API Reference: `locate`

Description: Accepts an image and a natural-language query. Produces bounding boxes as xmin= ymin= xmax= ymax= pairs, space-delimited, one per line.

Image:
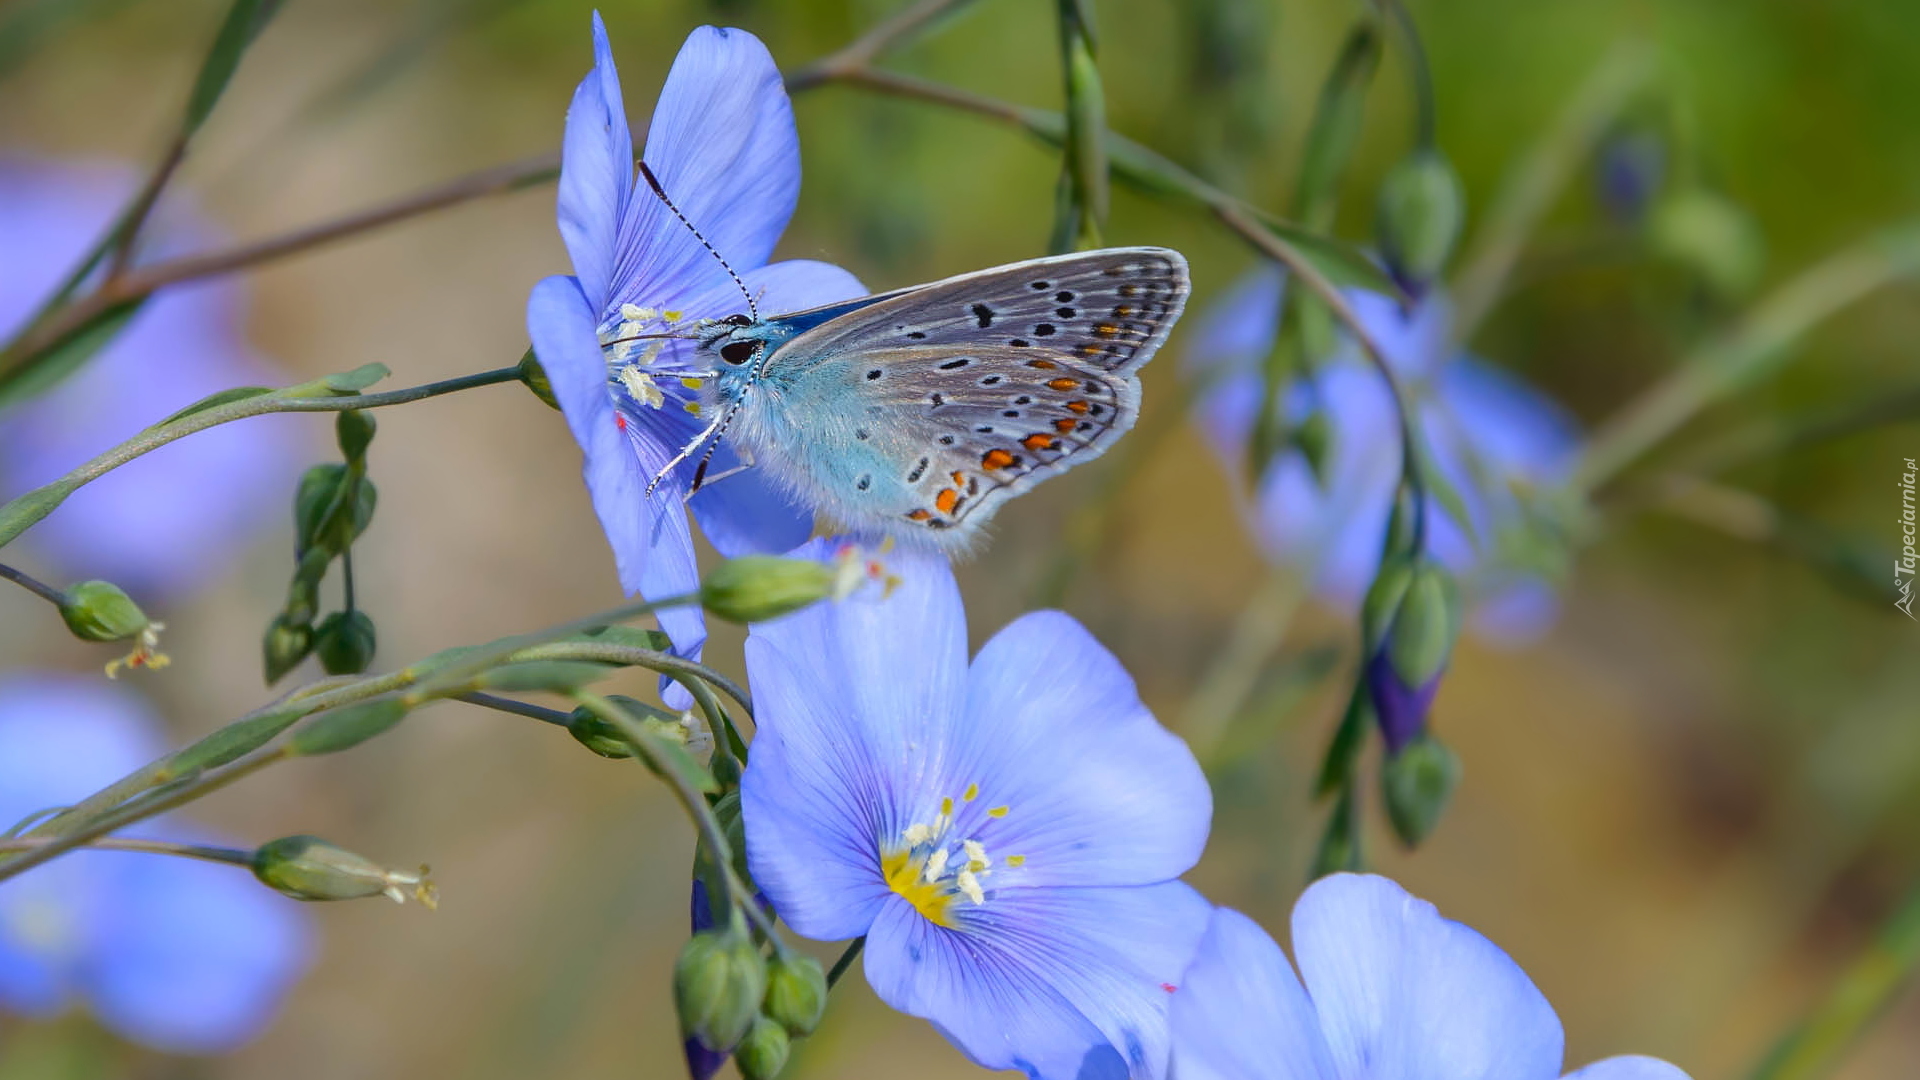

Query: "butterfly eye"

xmin=724 ymin=313 xmax=754 ymax=327
xmin=719 ymin=339 xmax=759 ymax=365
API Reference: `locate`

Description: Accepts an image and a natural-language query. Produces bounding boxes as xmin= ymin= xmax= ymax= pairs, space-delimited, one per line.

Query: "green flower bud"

xmin=1386 ymin=562 xmax=1460 ymax=690
xmin=1649 ymin=188 xmax=1765 ymax=299
xmin=700 ymin=556 xmax=835 ymax=624
xmin=1360 ymin=555 xmax=1415 ymax=653
xmin=517 ymin=348 xmax=561 ymax=411
xmin=762 ymin=953 xmax=827 ymax=1037
xmin=314 ymin=610 xmax=377 ymax=675
xmin=59 ymin=580 xmax=149 ymax=643
xmin=293 ymin=463 xmax=376 ymax=557
xmin=1376 ymin=149 xmax=1465 ymax=297
xmin=252 ymin=835 xmax=436 ymax=906
xmin=735 ymin=1016 xmax=791 ymax=1080
xmin=263 ymin=614 xmax=313 ymax=684
xmin=675 ymin=926 xmax=768 ymax=1053
xmin=335 ymin=409 xmax=376 ymax=464
xmin=1381 ymin=734 xmax=1462 ymax=847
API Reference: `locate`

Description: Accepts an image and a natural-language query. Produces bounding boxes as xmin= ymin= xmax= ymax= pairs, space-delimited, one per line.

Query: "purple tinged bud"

xmin=1365 ymin=648 xmax=1442 ymax=755
xmin=1596 ymin=130 xmax=1665 ymax=223
xmin=1362 ymin=560 xmax=1460 ymax=753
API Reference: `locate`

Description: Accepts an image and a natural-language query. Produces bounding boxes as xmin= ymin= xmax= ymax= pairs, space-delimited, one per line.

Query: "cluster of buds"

xmin=679 ymin=882 xmax=826 ymax=1080
xmin=265 ymin=411 xmax=380 ymax=683
xmin=1360 ymin=537 xmax=1463 ymax=847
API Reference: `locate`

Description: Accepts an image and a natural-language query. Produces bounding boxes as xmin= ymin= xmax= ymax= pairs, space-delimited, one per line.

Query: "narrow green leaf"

xmin=0 ymin=298 xmax=143 ymax=410
xmin=320 ymin=362 xmax=391 ymax=394
xmin=183 ymin=0 xmax=288 ymax=134
xmin=478 ymin=661 xmax=617 ymax=694
xmin=0 ymin=480 xmax=78 ymax=550
xmin=289 ymin=698 xmax=409 ymax=756
xmin=151 ymin=386 xmax=273 ymax=429
xmin=168 ymin=705 xmax=308 ymax=773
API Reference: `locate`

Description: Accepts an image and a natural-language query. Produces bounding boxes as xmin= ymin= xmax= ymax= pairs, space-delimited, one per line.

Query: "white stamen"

xmin=963 ymin=839 xmax=989 ymax=871
xmin=618 ymin=366 xmax=664 ymax=409
xmin=620 ymin=303 xmax=658 ymax=323
xmin=957 ymin=869 xmax=985 ymax=905
xmin=923 ymin=847 xmax=950 ymax=883
xmin=903 ymin=823 xmax=934 ymax=846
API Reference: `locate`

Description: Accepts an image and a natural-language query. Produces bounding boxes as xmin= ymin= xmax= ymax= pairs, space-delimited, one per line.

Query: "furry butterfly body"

xmin=675 ymin=247 xmax=1190 ymax=549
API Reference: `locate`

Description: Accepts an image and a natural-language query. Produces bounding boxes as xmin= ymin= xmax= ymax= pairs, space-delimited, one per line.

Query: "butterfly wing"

xmin=728 ymin=247 xmax=1189 ymax=546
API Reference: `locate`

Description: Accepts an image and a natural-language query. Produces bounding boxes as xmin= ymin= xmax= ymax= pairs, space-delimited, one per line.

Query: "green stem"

xmin=784 ymin=0 xmax=984 ymax=91
xmin=0 ymin=365 xmax=520 ymax=551
xmin=1749 ymin=877 xmax=1920 ymax=1080
xmin=827 ymin=937 xmax=867 ymax=990
xmin=454 ymin=692 xmax=574 ymax=727
xmin=1449 ymin=41 xmax=1656 ymax=343
xmin=0 ymin=834 xmax=253 ymax=868
xmin=1379 ymin=0 xmax=1436 ymax=148
xmin=0 ymin=562 xmax=65 ymax=608
xmin=1573 ymin=221 xmax=1920 ymax=494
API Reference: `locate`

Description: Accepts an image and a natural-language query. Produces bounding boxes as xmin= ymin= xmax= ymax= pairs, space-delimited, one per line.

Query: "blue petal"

xmin=1434 ymin=357 xmax=1579 ymax=483
xmin=1290 ymin=873 xmax=1564 ymax=1080
xmin=555 ymin=12 xmax=634 ymax=311
xmin=741 ymin=543 xmax=968 ymax=940
xmin=863 ymin=882 xmax=1210 ymax=1079
xmin=1563 ymin=1056 xmax=1694 ymax=1080
xmin=949 ymin=611 xmax=1209 ymax=888
xmin=1181 ymin=265 xmax=1286 ymax=383
xmin=1168 ymin=907 xmax=1335 ymax=1080
xmin=609 ymin=25 xmax=800 ymax=311
xmin=1468 ymin=575 xmax=1562 ymax=646
xmin=83 ymin=847 xmax=312 ymax=1053
xmin=1342 ymin=291 xmax=1450 ymax=380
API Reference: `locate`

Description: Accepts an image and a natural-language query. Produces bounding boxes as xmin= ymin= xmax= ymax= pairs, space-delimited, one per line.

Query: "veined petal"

xmin=1291 ymin=873 xmax=1564 ymax=1080
xmin=1563 ymin=1056 xmax=1693 ymax=1080
xmin=1169 ymin=908 xmax=1335 ymax=1080
xmin=864 ymin=882 xmax=1210 ymax=1079
xmin=528 ymin=276 xmax=702 ymax=638
xmin=83 ymin=845 xmax=312 ymax=1053
xmin=947 ymin=611 xmax=1209 ymax=889
xmin=557 ymin=12 xmax=635 ymax=312
xmin=611 ymin=25 xmax=799 ymax=309
xmin=742 ymin=543 xmax=969 ymax=940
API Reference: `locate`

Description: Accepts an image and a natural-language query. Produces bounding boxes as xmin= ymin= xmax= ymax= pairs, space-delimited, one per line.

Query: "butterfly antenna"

xmin=687 ymin=400 xmax=747 ymax=494
xmin=639 ymin=160 xmax=757 ymax=320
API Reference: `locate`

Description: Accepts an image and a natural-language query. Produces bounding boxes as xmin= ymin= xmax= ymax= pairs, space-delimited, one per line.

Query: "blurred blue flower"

xmin=1170 ymin=874 xmax=1692 ymax=1080
xmin=741 ymin=541 xmax=1212 ymax=1079
xmin=527 ymin=15 xmax=865 ymax=671
xmin=0 ymin=156 xmax=304 ymax=601
xmin=1184 ymin=267 xmax=1578 ymax=644
xmin=0 ymin=674 xmax=312 ymax=1054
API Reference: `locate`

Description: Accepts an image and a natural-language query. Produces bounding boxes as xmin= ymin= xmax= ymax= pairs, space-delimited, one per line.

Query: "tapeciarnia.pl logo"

xmin=1899 ymin=457 xmax=1917 ymax=620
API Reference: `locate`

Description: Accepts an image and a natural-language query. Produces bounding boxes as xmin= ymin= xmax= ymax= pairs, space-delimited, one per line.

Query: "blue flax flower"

xmin=1171 ymin=873 xmax=1692 ymax=1080
xmin=0 ymin=156 xmax=303 ymax=600
xmin=0 ymin=674 xmax=312 ymax=1053
xmin=741 ymin=541 xmax=1213 ymax=1079
xmin=1184 ymin=267 xmax=1577 ymax=644
xmin=527 ymin=16 xmax=865 ymax=667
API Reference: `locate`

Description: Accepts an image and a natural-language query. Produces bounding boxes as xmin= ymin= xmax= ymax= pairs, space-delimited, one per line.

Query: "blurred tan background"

xmin=1 ymin=0 xmax=1917 ymax=1077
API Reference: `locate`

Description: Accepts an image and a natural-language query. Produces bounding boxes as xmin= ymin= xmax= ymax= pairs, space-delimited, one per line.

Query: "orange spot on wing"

xmin=1021 ymin=433 xmax=1054 ymax=452
xmin=1027 ymin=359 xmax=1058 ymax=370
xmin=1066 ymin=400 xmax=1090 ymax=414
xmin=1078 ymin=342 xmax=1104 ymax=357
xmin=906 ymin=509 xmax=932 ymax=521
xmin=1047 ymin=378 xmax=1078 ymax=392
xmin=1093 ymin=323 xmax=1120 ymax=338
xmin=1054 ymin=418 xmax=1079 ymax=432
xmin=981 ymin=448 xmax=1015 ymax=470
xmin=951 ymin=471 xmax=967 ymax=487
xmin=935 ymin=489 xmax=959 ymax=514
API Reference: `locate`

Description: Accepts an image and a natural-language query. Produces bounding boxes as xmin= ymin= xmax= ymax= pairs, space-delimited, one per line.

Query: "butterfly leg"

xmin=645 ymin=414 xmax=725 ymax=496
xmin=682 ymin=448 xmax=756 ymax=501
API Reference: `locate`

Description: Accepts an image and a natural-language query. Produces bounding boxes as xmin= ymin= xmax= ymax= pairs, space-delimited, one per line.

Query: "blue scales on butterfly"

xmin=641 ymin=247 xmax=1191 ymax=550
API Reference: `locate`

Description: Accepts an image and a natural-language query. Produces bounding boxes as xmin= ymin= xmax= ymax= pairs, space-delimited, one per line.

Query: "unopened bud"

xmin=735 ymin=1016 xmax=791 ymax=1080
xmin=1595 ymin=129 xmax=1664 ymax=223
xmin=59 ymin=580 xmax=167 ymax=680
xmin=1362 ymin=560 xmax=1459 ymax=753
xmin=517 ymin=348 xmax=561 ymax=411
xmin=1381 ymin=734 xmax=1461 ymax=846
xmin=315 ymin=610 xmax=377 ymax=675
xmin=335 ymin=410 xmax=376 ymax=464
xmin=1376 ymin=149 xmax=1465 ymax=297
xmin=675 ymin=925 xmax=768 ymax=1053
xmin=762 ymin=953 xmax=827 ymax=1037
xmin=293 ymin=463 xmax=375 ymax=556
xmin=263 ymin=614 xmax=313 ymax=685
xmin=1649 ymin=188 xmax=1764 ymax=299
xmin=701 ymin=556 xmax=835 ymax=624
xmin=252 ymin=835 xmax=437 ymax=907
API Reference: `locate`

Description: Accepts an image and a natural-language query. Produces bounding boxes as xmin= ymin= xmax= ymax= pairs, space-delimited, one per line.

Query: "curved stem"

xmin=0 ymin=834 xmax=253 ymax=868
xmin=0 ymin=365 xmax=520 ymax=550
xmin=0 ymin=562 xmax=64 ymax=608
xmin=1379 ymin=0 xmax=1436 ymax=148
xmin=785 ymin=0 xmax=982 ymax=91
xmin=826 ymin=937 xmax=867 ymax=990
xmin=454 ymin=691 xmax=574 ymax=727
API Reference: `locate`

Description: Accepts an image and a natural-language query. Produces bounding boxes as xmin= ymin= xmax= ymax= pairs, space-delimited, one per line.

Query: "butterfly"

xmin=632 ymin=169 xmax=1190 ymax=549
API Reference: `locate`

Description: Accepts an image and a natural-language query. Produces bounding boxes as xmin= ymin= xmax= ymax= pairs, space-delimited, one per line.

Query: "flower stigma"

xmin=880 ymin=787 xmax=1018 ymax=926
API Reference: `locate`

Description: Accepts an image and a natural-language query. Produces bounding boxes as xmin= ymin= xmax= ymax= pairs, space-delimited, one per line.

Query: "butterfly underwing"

xmin=685 ymin=247 xmax=1190 ymax=550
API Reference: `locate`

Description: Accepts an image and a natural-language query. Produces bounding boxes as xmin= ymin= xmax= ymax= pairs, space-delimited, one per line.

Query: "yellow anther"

xmin=986 ymin=806 xmax=1009 ymax=819
xmin=680 ymin=376 xmax=705 ymax=389
xmin=963 ymin=783 xmax=979 ymax=802
xmin=1005 ymin=855 xmax=1027 ymax=868
xmin=940 ymin=796 xmax=954 ymax=818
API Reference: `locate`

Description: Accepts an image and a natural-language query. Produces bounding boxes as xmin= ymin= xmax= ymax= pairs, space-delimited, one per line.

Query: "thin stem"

xmin=104 ymin=133 xmax=190 ymax=280
xmin=785 ymin=0 xmax=982 ymax=91
xmin=1749 ymin=876 xmax=1920 ymax=1080
xmin=1 ymin=156 xmax=559 ymax=374
xmin=341 ymin=544 xmax=357 ymax=613
xmin=0 ymin=834 xmax=253 ymax=868
xmin=0 ymin=562 xmax=65 ymax=607
xmin=454 ymin=692 xmax=574 ymax=727
xmin=512 ymin=640 xmax=753 ymax=720
xmin=1379 ymin=0 xmax=1436 ymax=148
xmin=0 ymin=365 xmax=521 ymax=550
xmin=0 ymin=750 xmax=288 ymax=883
xmin=827 ymin=937 xmax=867 ymax=990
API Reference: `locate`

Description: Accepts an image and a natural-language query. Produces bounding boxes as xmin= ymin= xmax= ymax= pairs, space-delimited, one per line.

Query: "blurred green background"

xmin=1 ymin=0 xmax=1917 ymax=1076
